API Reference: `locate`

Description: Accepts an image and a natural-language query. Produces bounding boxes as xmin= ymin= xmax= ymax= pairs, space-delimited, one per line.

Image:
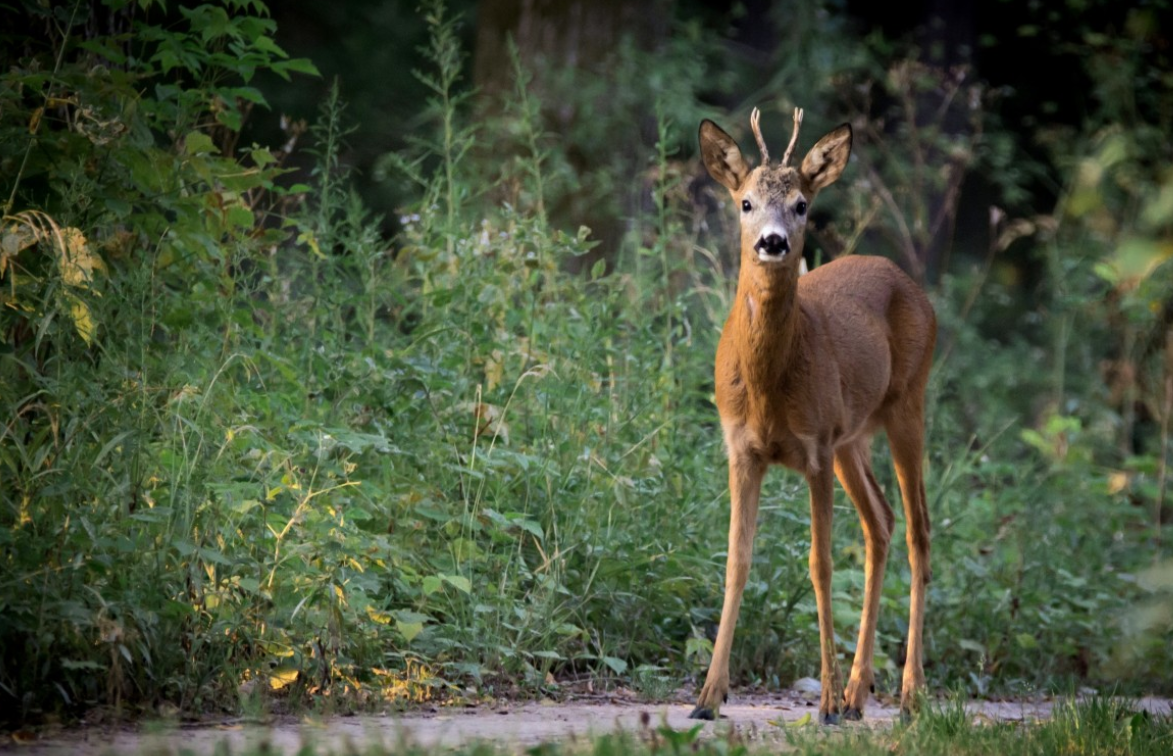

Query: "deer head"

xmin=699 ymin=108 xmax=852 ymax=274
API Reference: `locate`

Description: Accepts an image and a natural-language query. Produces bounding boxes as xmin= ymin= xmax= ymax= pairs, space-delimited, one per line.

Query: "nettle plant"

xmin=1 ymin=0 xmax=323 ymax=721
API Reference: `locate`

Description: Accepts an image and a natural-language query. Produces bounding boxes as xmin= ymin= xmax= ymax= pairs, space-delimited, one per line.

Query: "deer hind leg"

xmin=833 ymin=438 xmax=895 ymax=721
xmin=886 ymin=406 xmax=931 ymax=717
xmin=689 ymin=446 xmax=766 ymax=720
xmin=806 ymin=458 xmax=843 ymax=724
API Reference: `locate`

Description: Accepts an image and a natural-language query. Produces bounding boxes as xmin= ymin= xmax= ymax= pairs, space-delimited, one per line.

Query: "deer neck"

xmin=734 ymin=263 xmax=803 ymax=384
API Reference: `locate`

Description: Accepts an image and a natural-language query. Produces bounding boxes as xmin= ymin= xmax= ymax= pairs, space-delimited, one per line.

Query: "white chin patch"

xmin=754 ymin=252 xmax=808 ymax=274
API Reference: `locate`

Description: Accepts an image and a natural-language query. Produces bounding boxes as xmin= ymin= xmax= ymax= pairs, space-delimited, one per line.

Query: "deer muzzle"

xmin=754 ymin=233 xmax=790 ymax=261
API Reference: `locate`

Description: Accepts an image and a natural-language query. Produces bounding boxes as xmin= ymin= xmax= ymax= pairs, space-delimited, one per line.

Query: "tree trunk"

xmin=473 ymin=0 xmax=671 ymax=271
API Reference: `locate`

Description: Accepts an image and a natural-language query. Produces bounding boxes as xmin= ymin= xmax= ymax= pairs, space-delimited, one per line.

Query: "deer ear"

xmin=699 ymin=120 xmax=751 ymax=193
xmin=800 ymin=124 xmax=852 ymax=193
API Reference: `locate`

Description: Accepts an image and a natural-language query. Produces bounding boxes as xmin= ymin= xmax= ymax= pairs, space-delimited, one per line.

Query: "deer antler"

xmin=750 ymin=107 xmax=769 ymax=165
xmin=781 ymin=107 xmax=804 ymax=167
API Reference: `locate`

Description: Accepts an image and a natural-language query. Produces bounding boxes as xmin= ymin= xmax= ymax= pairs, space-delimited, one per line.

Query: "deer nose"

xmin=754 ymin=233 xmax=789 ymax=257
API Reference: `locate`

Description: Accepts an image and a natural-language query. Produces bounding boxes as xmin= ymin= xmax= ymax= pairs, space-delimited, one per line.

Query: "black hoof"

xmin=820 ymin=711 xmax=841 ymax=726
xmin=900 ymin=708 xmax=915 ymax=724
xmin=688 ymin=706 xmax=715 ymax=721
xmin=843 ymin=707 xmax=863 ymax=721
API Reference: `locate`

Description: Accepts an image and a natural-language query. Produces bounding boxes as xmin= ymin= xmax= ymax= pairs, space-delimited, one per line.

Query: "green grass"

xmin=780 ymin=698 xmax=1173 ymax=756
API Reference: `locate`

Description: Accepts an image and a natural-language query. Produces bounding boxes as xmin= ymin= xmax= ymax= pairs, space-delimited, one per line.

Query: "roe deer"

xmin=688 ymin=108 xmax=936 ymax=723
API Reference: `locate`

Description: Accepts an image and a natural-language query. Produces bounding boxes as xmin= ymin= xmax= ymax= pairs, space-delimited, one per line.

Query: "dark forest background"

xmin=2 ymin=0 xmax=1172 ymax=727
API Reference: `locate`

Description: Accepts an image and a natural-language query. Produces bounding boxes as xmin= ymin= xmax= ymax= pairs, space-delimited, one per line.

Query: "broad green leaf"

xmin=249 ymin=147 xmax=276 ymax=167
xmin=183 ymin=132 xmax=217 ymax=156
xmin=1107 ymin=238 xmax=1172 ymax=284
xmin=441 ymin=574 xmax=471 ymax=593
xmin=197 ymin=546 xmax=233 ymax=566
xmin=272 ymin=58 xmax=321 ymax=79
xmin=231 ymin=499 xmax=261 ymax=515
xmin=226 ymin=205 xmax=254 ymax=230
xmin=397 ymin=620 xmax=424 ymax=643
xmin=958 ymin=639 xmax=986 ymax=654
xmin=685 ymin=636 xmax=713 ymax=660
xmin=215 ymin=108 xmax=242 ymax=131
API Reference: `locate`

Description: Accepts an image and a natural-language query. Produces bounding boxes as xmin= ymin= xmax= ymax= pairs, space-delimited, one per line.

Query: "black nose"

xmin=754 ymin=234 xmax=789 ymax=256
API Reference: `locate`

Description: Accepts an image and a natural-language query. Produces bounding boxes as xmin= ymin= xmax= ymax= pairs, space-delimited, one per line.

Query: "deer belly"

xmin=766 ymin=435 xmax=816 ymax=470
xmin=724 ymin=420 xmax=818 ymax=473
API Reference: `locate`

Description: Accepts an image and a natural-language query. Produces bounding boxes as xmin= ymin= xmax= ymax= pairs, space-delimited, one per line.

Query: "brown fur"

xmin=691 ymin=116 xmax=937 ymax=723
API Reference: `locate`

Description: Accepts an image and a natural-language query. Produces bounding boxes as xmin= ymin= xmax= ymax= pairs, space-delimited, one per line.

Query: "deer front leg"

xmin=808 ymin=460 xmax=843 ymax=724
xmin=689 ymin=447 xmax=765 ymax=720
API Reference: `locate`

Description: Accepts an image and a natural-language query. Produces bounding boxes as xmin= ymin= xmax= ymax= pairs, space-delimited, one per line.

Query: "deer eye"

xmin=796 ymin=200 xmax=808 ymax=216
xmin=741 ymin=199 xmax=752 ymax=213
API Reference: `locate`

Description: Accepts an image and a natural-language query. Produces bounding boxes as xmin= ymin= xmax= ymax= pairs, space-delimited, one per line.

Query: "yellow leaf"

xmin=269 ymin=665 xmax=299 ymax=690
xmin=366 ymin=606 xmax=392 ymax=625
xmin=484 ymin=349 xmax=504 ymax=392
xmin=68 ymin=296 xmax=95 ymax=344
xmin=2 ymin=217 xmax=42 ymax=282
xmin=769 ymin=712 xmax=812 ymax=728
xmin=59 ymin=227 xmax=103 ymax=287
xmin=298 ymin=230 xmax=325 ymax=259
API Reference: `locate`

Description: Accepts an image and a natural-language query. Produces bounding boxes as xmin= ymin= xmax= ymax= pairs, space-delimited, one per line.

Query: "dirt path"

xmin=9 ymin=690 xmax=1172 ymax=755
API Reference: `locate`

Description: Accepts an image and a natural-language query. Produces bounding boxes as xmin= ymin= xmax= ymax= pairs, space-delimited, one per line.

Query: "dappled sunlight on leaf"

xmin=269 ymin=665 xmax=299 ymax=691
xmin=2 ymin=210 xmax=104 ymax=343
xmin=372 ymin=660 xmax=439 ymax=704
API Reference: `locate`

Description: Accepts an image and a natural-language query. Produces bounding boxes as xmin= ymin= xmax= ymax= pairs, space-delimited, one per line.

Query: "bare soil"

xmin=7 ymin=689 xmax=1171 ymax=755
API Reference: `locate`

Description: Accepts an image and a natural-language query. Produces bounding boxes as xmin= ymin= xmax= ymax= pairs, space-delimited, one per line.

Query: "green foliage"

xmin=1 ymin=0 xmax=323 ymax=723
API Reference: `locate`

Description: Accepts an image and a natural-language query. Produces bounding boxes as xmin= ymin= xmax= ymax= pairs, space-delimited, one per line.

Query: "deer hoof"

xmin=843 ymin=706 xmax=863 ymax=721
xmin=820 ymin=711 xmax=841 ymax=726
xmin=688 ymin=705 xmax=716 ymax=721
